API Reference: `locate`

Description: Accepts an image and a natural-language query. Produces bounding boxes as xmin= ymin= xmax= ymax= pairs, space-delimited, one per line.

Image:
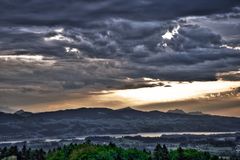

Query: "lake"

xmin=0 ymin=131 xmax=238 ymax=144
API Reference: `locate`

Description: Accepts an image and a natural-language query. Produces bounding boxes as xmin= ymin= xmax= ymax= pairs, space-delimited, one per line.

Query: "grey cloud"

xmin=1 ymin=13 xmax=240 ymax=84
xmin=0 ymin=106 xmax=15 ymax=113
xmin=0 ymin=0 xmax=240 ymax=110
xmin=171 ymin=26 xmax=222 ymax=50
xmin=0 ymin=0 xmax=239 ymax=27
xmin=117 ymin=78 xmax=165 ymax=89
xmin=217 ymin=71 xmax=240 ymax=81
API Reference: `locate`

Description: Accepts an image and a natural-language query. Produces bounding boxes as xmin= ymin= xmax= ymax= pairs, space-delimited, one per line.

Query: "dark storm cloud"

xmin=0 ymin=0 xmax=239 ymax=26
xmin=1 ymin=6 xmax=240 ymax=83
xmin=0 ymin=0 xmax=240 ymax=111
xmin=117 ymin=78 xmax=165 ymax=89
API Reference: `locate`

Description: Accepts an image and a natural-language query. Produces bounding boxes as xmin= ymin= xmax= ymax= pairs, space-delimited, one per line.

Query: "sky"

xmin=0 ymin=0 xmax=240 ymax=117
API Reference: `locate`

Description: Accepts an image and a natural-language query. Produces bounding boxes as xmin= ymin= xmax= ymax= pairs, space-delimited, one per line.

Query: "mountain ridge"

xmin=0 ymin=107 xmax=240 ymax=140
xmin=3 ymin=107 xmax=229 ymax=118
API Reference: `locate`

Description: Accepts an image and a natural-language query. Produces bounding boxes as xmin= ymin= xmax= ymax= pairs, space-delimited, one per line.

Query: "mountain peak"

xmin=15 ymin=109 xmax=25 ymax=114
xmin=14 ymin=109 xmax=33 ymax=117
xmin=167 ymin=109 xmax=186 ymax=114
xmin=117 ymin=107 xmax=136 ymax=111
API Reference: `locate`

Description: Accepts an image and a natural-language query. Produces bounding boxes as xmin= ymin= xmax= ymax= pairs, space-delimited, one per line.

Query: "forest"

xmin=0 ymin=141 xmax=234 ymax=160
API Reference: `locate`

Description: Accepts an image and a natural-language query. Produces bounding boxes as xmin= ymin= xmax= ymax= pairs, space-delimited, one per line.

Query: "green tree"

xmin=177 ymin=147 xmax=184 ymax=160
xmin=210 ymin=155 xmax=219 ymax=160
xmin=1 ymin=147 xmax=8 ymax=159
xmin=37 ymin=149 xmax=45 ymax=160
xmin=22 ymin=145 xmax=27 ymax=160
xmin=162 ymin=145 xmax=169 ymax=160
xmin=109 ymin=142 xmax=116 ymax=148
xmin=153 ymin=144 xmax=163 ymax=160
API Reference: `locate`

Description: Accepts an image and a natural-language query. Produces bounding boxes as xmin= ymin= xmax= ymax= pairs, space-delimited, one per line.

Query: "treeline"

xmin=0 ymin=145 xmax=45 ymax=160
xmin=0 ymin=142 xmax=238 ymax=160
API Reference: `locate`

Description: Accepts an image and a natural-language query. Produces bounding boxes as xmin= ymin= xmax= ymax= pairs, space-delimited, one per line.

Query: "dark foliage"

xmin=0 ymin=143 xmax=227 ymax=160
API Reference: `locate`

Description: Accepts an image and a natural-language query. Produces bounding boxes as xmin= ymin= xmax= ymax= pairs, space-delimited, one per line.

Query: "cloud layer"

xmin=0 ymin=0 xmax=240 ymax=114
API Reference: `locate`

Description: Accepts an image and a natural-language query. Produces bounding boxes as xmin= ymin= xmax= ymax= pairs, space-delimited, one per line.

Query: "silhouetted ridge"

xmin=14 ymin=109 xmax=33 ymax=117
xmin=167 ymin=109 xmax=186 ymax=114
xmin=0 ymin=107 xmax=239 ymax=139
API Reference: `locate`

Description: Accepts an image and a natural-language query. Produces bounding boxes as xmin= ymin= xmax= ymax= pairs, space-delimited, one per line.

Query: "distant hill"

xmin=14 ymin=110 xmax=33 ymax=117
xmin=167 ymin=109 xmax=186 ymax=114
xmin=167 ymin=109 xmax=205 ymax=116
xmin=0 ymin=107 xmax=240 ymax=139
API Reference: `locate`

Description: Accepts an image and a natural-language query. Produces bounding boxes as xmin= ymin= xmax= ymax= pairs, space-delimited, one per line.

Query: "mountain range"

xmin=0 ymin=107 xmax=240 ymax=140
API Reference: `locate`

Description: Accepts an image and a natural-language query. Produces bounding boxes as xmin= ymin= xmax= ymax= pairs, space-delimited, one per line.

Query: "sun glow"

xmin=112 ymin=81 xmax=240 ymax=103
